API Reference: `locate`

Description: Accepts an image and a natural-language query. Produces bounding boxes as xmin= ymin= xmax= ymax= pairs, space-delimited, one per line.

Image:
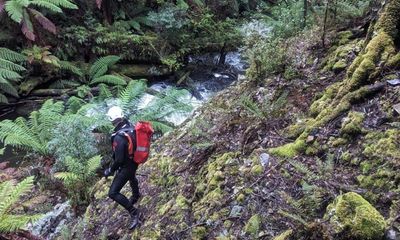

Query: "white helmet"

xmin=106 ymin=106 xmax=124 ymax=121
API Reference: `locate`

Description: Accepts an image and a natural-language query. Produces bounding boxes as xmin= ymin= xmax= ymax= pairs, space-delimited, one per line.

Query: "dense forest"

xmin=0 ymin=0 xmax=399 ymax=239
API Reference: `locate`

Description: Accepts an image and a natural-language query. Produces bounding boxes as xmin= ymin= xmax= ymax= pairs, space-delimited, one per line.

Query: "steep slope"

xmin=62 ymin=1 xmax=400 ymax=239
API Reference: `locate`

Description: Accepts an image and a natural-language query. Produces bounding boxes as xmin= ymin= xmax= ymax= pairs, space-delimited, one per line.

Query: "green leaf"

xmin=89 ymin=55 xmax=120 ymax=79
xmin=90 ymin=75 xmax=126 ymax=86
xmin=5 ymin=0 xmax=24 ymax=23
xmin=31 ymin=0 xmax=62 ymax=13
xmin=0 ymin=59 xmax=26 ymax=72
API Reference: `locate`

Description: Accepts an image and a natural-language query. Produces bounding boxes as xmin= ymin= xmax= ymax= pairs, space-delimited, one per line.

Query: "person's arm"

xmin=110 ymin=134 xmax=127 ymax=172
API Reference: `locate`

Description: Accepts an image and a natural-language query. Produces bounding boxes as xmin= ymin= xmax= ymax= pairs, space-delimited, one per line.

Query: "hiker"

xmin=104 ymin=106 xmax=140 ymax=230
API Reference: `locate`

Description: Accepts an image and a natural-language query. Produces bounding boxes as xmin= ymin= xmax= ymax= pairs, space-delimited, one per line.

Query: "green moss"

xmin=360 ymin=161 xmax=372 ymax=174
xmin=192 ymin=226 xmax=207 ymax=240
xmin=340 ymin=151 xmax=351 ymax=163
xmin=388 ymin=53 xmax=400 ymax=68
xmin=337 ymin=31 xmax=353 ymax=45
xmin=341 ymin=111 xmax=365 ymax=136
xmin=375 ymin=0 xmax=400 ymax=37
xmin=251 ymin=165 xmax=263 ymax=175
xmin=175 ymin=194 xmax=189 ymax=209
xmin=325 ymin=192 xmax=386 ymax=239
xmin=332 ymin=59 xmax=347 ymax=73
xmin=244 ymin=214 xmax=261 ymax=237
xmin=269 ymin=139 xmax=306 ymax=158
xmin=273 ymin=229 xmax=293 ymax=240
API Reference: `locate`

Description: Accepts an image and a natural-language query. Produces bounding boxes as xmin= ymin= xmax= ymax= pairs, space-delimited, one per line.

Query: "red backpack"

xmin=121 ymin=121 xmax=154 ymax=164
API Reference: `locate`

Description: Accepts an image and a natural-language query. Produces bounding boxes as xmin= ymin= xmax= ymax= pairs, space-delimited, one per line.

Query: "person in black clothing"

xmin=104 ymin=106 xmax=140 ymax=230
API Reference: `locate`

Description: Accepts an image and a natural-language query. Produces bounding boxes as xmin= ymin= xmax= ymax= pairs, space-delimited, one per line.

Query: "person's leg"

xmin=129 ymin=176 xmax=140 ymax=204
xmin=108 ymin=170 xmax=135 ymax=212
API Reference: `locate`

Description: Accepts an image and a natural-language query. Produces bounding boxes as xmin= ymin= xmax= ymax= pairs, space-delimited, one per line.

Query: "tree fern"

xmin=0 ymin=176 xmax=43 ymax=233
xmin=0 ymin=99 xmax=64 ymax=156
xmin=30 ymin=0 xmax=62 ymax=12
xmin=4 ymin=0 xmax=25 ymax=23
xmin=0 ymin=48 xmax=27 ymax=62
xmin=0 ymin=48 xmax=26 ymax=103
xmin=41 ymin=0 xmax=77 ymax=9
xmin=0 ymin=58 xmax=26 ymax=72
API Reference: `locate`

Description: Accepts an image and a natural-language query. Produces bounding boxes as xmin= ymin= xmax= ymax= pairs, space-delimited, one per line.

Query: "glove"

xmin=104 ymin=167 xmax=113 ymax=177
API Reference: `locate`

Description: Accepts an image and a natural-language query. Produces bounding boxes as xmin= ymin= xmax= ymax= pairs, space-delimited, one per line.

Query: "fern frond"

xmin=4 ymin=0 xmax=25 ymax=23
xmin=0 ymin=48 xmax=27 ymax=62
xmin=90 ymin=74 xmax=126 ymax=86
xmin=59 ymin=61 xmax=83 ymax=76
xmin=0 ymin=176 xmax=34 ymax=216
xmin=89 ymin=55 xmax=120 ymax=79
xmin=0 ymin=82 xmax=19 ymax=97
xmin=86 ymin=155 xmax=101 ymax=175
xmin=0 ymin=69 xmax=22 ymax=81
xmin=54 ymin=172 xmax=79 ymax=181
xmin=66 ymin=96 xmax=86 ymax=114
xmin=0 ymin=93 xmax=7 ymax=103
xmin=31 ymin=0 xmax=62 ymax=12
xmin=0 ymin=59 xmax=26 ymax=72
xmin=41 ymin=0 xmax=78 ymax=9
xmin=0 ymin=213 xmax=42 ymax=233
xmin=97 ymin=83 xmax=112 ymax=100
xmin=119 ymin=80 xmax=147 ymax=112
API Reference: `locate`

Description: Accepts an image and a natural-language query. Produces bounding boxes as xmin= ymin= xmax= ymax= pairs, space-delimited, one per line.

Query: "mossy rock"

xmin=244 ymin=214 xmax=261 ymax=237
xmin=269 ymin=139 xmax=306 ymax=158
xmin=325 ymin=192 xmax=386 ymax=239
xmin=340 ymin=111 xmax=365 ymax=136
xmin=192 ymin=226 xmax=207 ymax=240
xmin=273 ymin=229 xmax=293 ymax=240
xmin=332 ymin=59 xmax=347 ymax=73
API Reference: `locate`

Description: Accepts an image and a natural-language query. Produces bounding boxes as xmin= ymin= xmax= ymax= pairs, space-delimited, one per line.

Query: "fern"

xmin=55 ymin=155 xmax=101 ymax=207
xmin=119 ymin=80 xmax=147 ymax=113
xmin=89 ymin=55 xmax=120 ymax=79
xmin=97 ymin=83 xmax=112 ymax=100
xmin=0 ymin=48 xmax=26 ymax=62
xmin=0 ymin=99 xmax=64 ymax=155
xmin=0 ymin=176 xmax=43 ymax=233
xmin=4 ymin=0 xmax=25 ymax=23
xmin=90 ymin=74 xmax=126 ymax=86
xmin=0 ymin=68 xmax=22 ymax=81
xmin=59 ymin=61 xmax=83 ymax=77
xmin=30 ymin=0 xmax=62 ymax=12
xmin=0 ymin=58 xmax=26 ymax=72
xmin=0 ymin=48 xmax=26 ymax=103
xmin=41 ymin=0 xmax=77 ymax=9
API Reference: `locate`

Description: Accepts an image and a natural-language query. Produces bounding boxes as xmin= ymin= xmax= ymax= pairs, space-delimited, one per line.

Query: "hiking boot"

xmin=129 ymin=208 xmax=139 ymax=230
xmin=129 ymin=193 xmax=142 ymax=205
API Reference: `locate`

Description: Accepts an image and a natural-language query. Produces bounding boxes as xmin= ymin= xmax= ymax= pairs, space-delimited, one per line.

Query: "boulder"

xmin=324 ymin=192 xmax=386 ymax=239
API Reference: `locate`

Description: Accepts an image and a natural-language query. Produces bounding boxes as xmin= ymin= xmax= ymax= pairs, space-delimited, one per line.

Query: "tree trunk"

xmin=302 ymin=0 xmax=308 ymax=29
xmin=321 ymin=0 xmax=331 ymax=47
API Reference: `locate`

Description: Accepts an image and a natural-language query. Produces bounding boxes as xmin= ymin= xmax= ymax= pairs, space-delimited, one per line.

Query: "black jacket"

xmin=110 ymin=118 xmax=137 ymax=172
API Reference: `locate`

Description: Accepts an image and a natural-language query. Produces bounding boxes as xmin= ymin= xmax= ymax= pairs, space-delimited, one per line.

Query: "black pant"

xmin=108 ymin=167 xmax=139 ymax=213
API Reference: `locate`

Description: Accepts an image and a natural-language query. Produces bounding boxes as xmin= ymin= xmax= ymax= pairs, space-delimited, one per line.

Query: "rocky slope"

xmin=59 ymin=1 xmax=400 ymax=239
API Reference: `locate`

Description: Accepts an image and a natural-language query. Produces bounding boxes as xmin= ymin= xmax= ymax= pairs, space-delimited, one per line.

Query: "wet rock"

xmin=259 ymin=153 xmax=270 ymax=168
xmin=324 ymin=192 xmax=386 ymax=240
xmin=387 ymin=79 xmax=400 ymax=86
xmin=385 ymin=229 xmax=397 ymax=240
xmin=28 ymin=201 xmax=73 ymax=239
xmin=393 ymin=103 xmax=400 ymax=115
xmin=229 ymin=205 xmax=243 ymax=217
